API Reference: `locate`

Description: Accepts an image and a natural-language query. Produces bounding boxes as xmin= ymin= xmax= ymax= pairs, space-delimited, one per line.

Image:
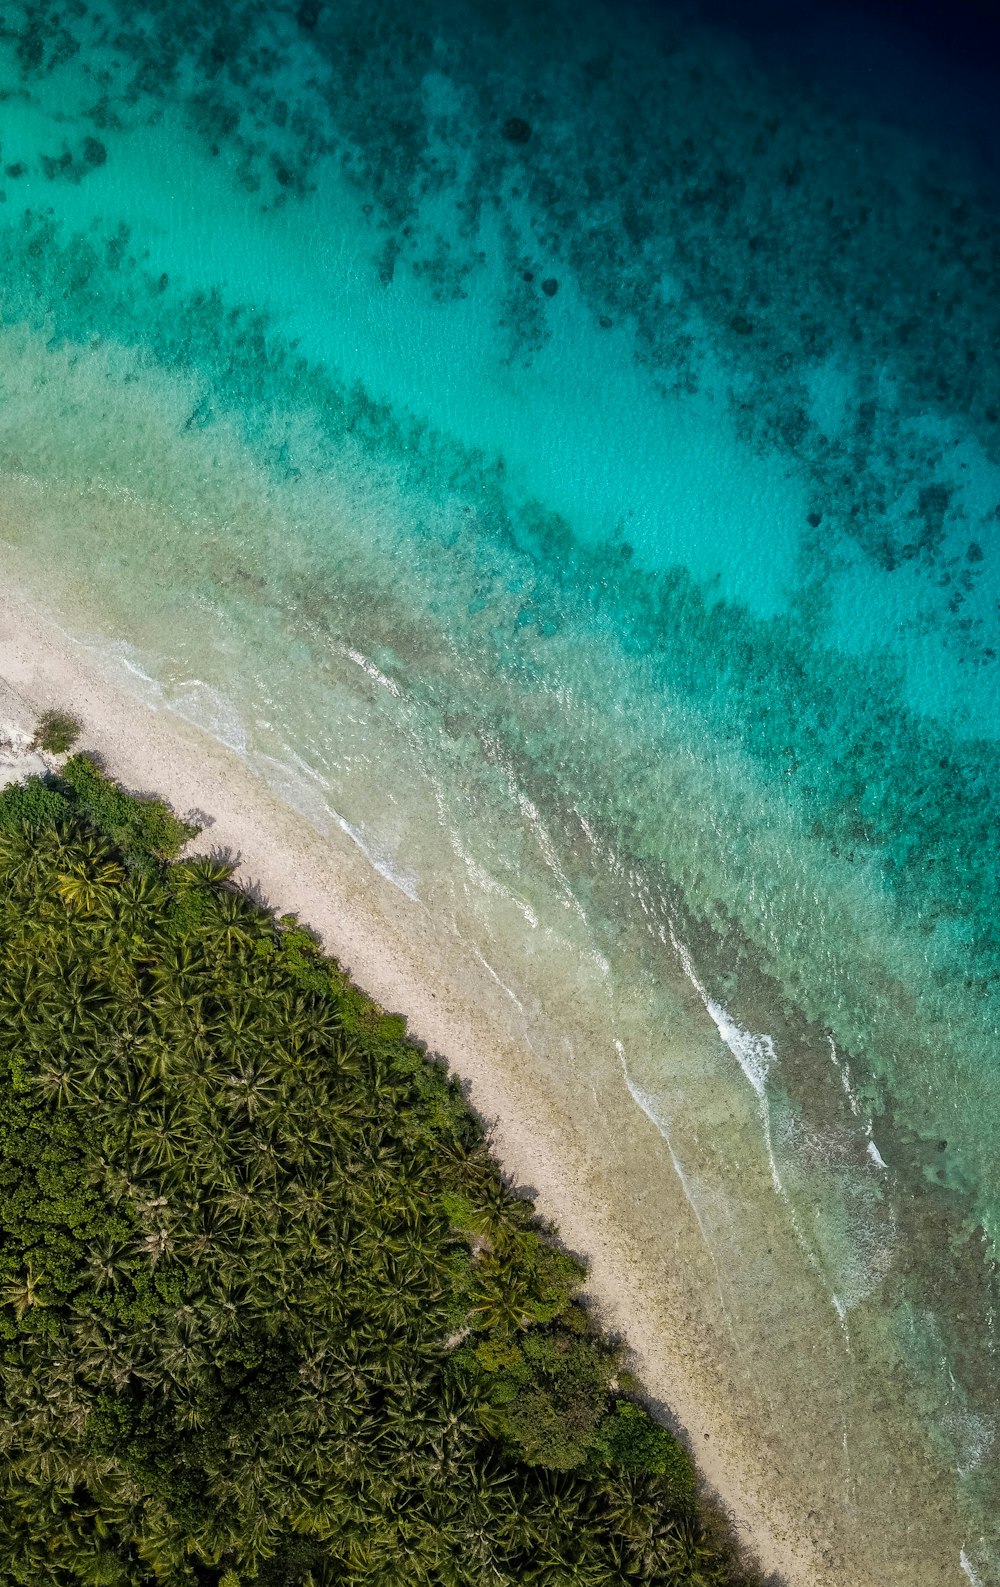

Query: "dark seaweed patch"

xmin=296 ymin=0 xmax=322 ymax=27
xmin=502 ymin=116 xmax=532 ymax=145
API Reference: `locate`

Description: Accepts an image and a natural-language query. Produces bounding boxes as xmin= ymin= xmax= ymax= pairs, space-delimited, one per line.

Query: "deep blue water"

xmin=0 ymin=1 xmax=998 ymax=1579
xmin=680 ymin=0 xmax=1000 ymax=165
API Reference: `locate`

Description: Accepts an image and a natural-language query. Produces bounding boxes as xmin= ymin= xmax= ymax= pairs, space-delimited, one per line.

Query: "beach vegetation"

xmin=0 ymin=765 xmax=762 ymax=1587
xmin=593 ymin=1399 xmax=698 ymax=1487
xmin=58 ymin=753 xmax=199 ymax=868
xmin=30 ymin=707 xmax=82 ymax=755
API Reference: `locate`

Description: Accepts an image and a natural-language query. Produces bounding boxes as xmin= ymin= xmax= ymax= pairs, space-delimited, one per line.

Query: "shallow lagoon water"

xmin=0 ymin=1 xmax=998 ymax=1579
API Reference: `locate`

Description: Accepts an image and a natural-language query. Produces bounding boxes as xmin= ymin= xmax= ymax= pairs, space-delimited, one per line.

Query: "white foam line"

xmin=828 ymin=1035 xmax=862 ymax=1117
xmin=270 ymin=744 xmax=330 ymax=787
xmin=67 ymin=631 xmax=425 ymax=910
xmin=83 ymin=637 xmax=252 ymax=762
xmin=588 ymin=948 xmax=611 ymax=979
xmin=516 ymin=786 xmax=588 ymax=923
xmin=617 ymin=1047 xmax=708 ymax=1236
xmin=171 ymin=679 xmax=248 ymax=755
xmin=759 ymin=1102 xmax=787 ymax=1201
xmin=615 ymin=1039 xmax=758 ymax=1391
xmin=329 ymin=808 xmax=421 ymax=904
xmin=669 ymin=924 xmax=783 ymax=1190
xmin=485 ymin=743 xmax=586 ymax=923
xmin=668 ymin=925 xmax=775 ymax=1098
xmin=460 ymin=854 xmax=539 ymax=929
xmin=960 ymin=1548 xmax=984 ymax=1587
xmin=426 ymin=776 xmax=540 ymax=931
xmin=471 ymin=945 xmax=525 ymax=1012
xmin=866 ymin=1138 xmax=887 ymax=1169
xmin=337 ymin=644 xmax=402 ymax=697
xmin=118 ymin=652 xmax=160 ymax=686
xmin=629 ymin=1077 xmax=711 ymax=1228
xmin=574 ymin=808 xmax=597 ymax=845
xmin=73 ymin=633 xmax=172 ymax=706
xmin=669 ymin=929 xmax=854 ymax=1335
xmin=616 ymin=1045 xmax=698 ymax=1216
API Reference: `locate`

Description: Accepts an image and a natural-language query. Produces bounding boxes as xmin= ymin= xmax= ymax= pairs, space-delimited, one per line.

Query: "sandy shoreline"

xmin=0 ymin=582 xmax=834 ymax=1587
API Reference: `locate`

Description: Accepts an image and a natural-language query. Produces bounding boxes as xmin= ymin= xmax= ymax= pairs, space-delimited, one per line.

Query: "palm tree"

xmin=2 ymin=1267 xmax=49 ymax=1322
xmin=56 ymin=861 xmax=125 ymax=916
xmin=204 ymin=889 xmax=255 ymax=957
xmin=172 ymin=855 xmax=237 ymax=890
xmin=31 ymin=1062 xmax=76 ymax=1107
xmin=85 ymin=1239 xmax=132 ymax=1295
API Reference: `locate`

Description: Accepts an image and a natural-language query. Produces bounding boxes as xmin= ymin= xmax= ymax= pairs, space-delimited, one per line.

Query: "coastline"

xmin=0 ymin=579 xmax=865 ymax=1587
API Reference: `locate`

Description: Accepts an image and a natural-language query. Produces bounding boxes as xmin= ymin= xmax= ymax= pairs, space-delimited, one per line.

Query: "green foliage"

xmin=594 ymin=1401 xmax=698 ymax=1492
xmin=58 ymin=755 xmax=199 ymax=869
xmin=0 ymin=776 xmax=68 ymax=833
xmin=0 ymin=773 xmax=761 ymax=1587
xmin=477 ymin=1327 xmax=617 ymax=1469
xmin=31 ymin=707 xmax=82 ymax=755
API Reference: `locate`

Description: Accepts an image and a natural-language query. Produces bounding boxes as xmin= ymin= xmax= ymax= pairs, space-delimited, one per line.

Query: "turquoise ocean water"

xmin=0 ymin=1 xmax=998 ymax=1579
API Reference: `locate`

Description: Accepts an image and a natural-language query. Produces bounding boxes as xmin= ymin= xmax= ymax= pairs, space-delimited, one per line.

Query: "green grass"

xmin=0 ymin=763 xmax=762 ymax=1587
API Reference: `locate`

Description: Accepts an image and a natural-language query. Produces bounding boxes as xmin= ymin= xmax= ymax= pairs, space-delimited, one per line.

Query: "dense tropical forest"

xmin=0 ymin=732 xmax=764 ymax=1586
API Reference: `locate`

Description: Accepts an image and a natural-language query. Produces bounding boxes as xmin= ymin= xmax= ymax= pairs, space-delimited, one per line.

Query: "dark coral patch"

xmin=502 ymin=116 xmax=532 ymax=145
xmin=541 ymin=277 xmax=558 ymax=297
xmin=41 ymin=148 xmax=74 ymax=179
